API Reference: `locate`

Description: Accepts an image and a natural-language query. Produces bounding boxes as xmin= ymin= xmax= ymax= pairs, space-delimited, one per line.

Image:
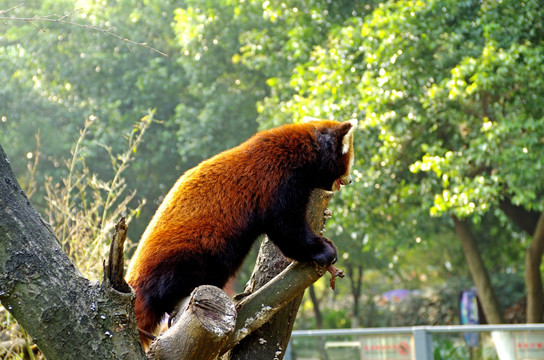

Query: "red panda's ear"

xmin=339 ymin=119 xmax=358 ymax=154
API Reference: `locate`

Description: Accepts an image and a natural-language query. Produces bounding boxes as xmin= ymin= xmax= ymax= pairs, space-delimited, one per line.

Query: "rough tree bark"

xmin=105 ymin=217 xmax=132 ymax=294
xmin=0 ymin=145 xmax=146 ymax=359
xmin=452 ymin=216 xmax=503 ymax=324
xmin=219 ymin=255 xmax=342 ymax=355
xmin=148 ymin=257 xmax=338 ymax=359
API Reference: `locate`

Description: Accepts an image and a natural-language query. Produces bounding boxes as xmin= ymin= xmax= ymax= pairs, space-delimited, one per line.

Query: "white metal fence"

xmin=285 ymin=324 xmax=544 ymax=360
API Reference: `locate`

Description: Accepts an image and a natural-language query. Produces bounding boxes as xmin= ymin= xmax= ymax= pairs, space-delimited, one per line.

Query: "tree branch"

xmin=148 ymin=286 xmax=237 ymax=360
xmin=104 ymin=217 xmax=131 ymax=293
xmin=499 ymin=197 xmax=540 ymax=235
xmin=0 ymin=3 xmax=23 ymax=16
xmin=147 ymin=190 xmax=343 ymax=359
xmin=0 ymin=4 xmax=167 ymax=56
xmin=224 ymin=238 xmax=299 ymax=360
xmin=221 ymin=261 xmax=328 ymax=353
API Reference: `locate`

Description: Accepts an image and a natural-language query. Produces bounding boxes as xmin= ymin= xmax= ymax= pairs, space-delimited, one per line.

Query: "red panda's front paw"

xmin=311 ymin=237 xmax=338 ymax=266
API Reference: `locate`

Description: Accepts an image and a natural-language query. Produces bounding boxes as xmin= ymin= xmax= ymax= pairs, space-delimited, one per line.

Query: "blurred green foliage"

xmin=1 ymin=0 xmax=543 ymax=332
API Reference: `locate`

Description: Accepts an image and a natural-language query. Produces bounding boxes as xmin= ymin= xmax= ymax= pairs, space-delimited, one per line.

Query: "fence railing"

xmin=285 ymin=324 xmax=544 ymax=360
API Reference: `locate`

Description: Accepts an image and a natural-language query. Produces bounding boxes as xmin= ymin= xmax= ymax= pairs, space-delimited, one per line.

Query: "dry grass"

xmin=0 ymin=113 xmax=153 ymax=359
xmin=44 ymin=114 xmax=151 ymax=279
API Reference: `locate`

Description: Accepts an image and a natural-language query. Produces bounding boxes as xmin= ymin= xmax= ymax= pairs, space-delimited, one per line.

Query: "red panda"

xmin=126 ymin=119 xmax=357 ymax=345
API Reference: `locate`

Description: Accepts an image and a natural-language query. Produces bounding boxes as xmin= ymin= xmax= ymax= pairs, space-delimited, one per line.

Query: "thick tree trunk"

xmin=223 ymin=190 xmax=336 ymax=360
xmin=222 ymin=239 xmax=301 ymax=360
xmin=0 ymin=145 xmax=146 ymax=359
xmin=452 ymin=216 xmax=503 ymax=324
xmin=525 ymin=212 xmax=544 ymax=323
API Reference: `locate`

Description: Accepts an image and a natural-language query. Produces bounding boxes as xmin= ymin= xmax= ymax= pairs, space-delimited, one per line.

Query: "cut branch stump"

xmin=148 ymin=285 xmax=236 ymax=360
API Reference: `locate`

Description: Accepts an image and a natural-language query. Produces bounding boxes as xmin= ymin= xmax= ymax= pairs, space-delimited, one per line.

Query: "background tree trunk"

xmin=308 ymin=285 xmax=330 ymax=360
xmin=499 ymin=199 xmax=544 ymax=323
xmin=452 ymin=216 xmax=503 ymax=324
xmin=0 ymin=145 xmax=146 ymax=359
xmin=308 ymin=285 xmax=324 ymax=329
xmin=525 ymin=212 xmax=544 ymax=323
xmin=347 ymin=263 xmax=363 ymax=328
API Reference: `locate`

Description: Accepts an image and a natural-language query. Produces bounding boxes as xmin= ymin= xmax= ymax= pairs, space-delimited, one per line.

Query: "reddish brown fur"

xmin=126 ymin=120 xmax=356 ymax=346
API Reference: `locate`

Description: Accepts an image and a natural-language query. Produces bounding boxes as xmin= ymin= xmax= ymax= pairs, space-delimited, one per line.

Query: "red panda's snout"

xmin=340 ymin=174 xmax=352 ymax=185
xmin=332 ymin=174 xmax=352 ymax=191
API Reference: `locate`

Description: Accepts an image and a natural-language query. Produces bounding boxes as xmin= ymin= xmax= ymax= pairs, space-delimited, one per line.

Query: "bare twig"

xmin=0 ymin=3 xmax=167 ymax=56
xmin=22 ymin=132 xmax=40 ymax=200
xmin=0 ymin=3 xmax=23 ymax=15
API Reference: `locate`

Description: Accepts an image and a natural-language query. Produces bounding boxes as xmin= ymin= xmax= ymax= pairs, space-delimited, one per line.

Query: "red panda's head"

xmin=306 ymin=119 xmax=358 ymax=192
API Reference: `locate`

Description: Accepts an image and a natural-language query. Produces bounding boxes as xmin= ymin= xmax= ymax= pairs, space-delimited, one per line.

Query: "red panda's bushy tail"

xmin=134 ymin=293 xmax=161 ymax=348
